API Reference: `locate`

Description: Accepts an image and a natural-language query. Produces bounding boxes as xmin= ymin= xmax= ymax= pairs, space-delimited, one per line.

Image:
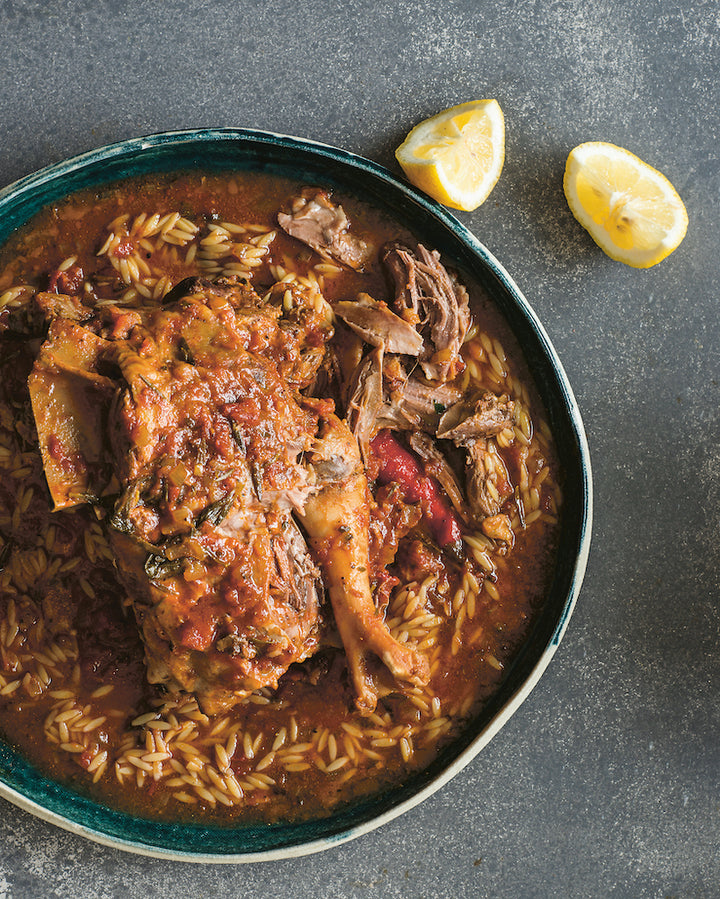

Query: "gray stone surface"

xmin=0 ymin=0 xmax=717 ymax=896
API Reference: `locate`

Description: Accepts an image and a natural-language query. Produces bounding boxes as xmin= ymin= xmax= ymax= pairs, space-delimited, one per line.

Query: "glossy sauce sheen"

xmin=0 ymin=171 xmax=560 ymax=823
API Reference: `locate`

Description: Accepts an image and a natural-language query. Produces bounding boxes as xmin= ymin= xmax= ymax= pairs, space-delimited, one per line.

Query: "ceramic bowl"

xmin=0 ymin=129 xmax=592 ymax=861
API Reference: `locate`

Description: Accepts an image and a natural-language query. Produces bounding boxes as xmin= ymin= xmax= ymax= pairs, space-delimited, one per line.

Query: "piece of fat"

xmin=28 ymin=319 xmax=115 ymax=510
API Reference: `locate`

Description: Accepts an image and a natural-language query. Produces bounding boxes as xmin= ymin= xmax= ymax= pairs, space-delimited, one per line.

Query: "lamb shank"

xmin=28 ymin=276 xmax=428 ymax=713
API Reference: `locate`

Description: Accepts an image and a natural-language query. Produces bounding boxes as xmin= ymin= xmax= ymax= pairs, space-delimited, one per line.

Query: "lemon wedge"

xmin=395 ymin=100 xmax=505 ymax=211
xmin=563 ymin=141 xmax=688 ymax=268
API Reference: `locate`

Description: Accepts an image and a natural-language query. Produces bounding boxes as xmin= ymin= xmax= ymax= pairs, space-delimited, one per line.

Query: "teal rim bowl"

xmin=0 ymin=129 xmax=592 ymax=862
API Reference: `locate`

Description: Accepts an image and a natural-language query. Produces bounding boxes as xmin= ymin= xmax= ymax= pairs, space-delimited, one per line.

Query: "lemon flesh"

xmin=564 ymin=142 xmax=688 ymax=268
xmin=395 ymin=100 xmax=505 ymax=211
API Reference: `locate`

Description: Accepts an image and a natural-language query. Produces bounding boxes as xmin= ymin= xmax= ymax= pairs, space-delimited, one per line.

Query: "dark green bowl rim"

xmin=0 ymin=129 xmax=592 ymax=862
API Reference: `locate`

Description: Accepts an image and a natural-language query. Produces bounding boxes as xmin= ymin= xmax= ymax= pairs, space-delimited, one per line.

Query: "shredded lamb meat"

xmin=278 ymin=189 xmax=371 ymax=270
xmin=382 ymin=241 xmax=470 ymax=382
xmin=334 ymin=292 xmax=423 ymax=355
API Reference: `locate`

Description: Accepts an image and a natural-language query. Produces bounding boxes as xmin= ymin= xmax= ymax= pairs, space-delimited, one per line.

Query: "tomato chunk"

xmin=371 ymin=430 xmax=462 ymax=547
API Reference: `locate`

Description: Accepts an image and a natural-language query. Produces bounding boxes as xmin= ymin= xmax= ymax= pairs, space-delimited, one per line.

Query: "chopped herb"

xmin=196 ymin=492 xmax=234 ymax=528
xmin=230 ymin=420 xmax=247 ymax=454
xmin=0 ymin=537 xmax=12 ymax=572
xmin=144 ymin=553 xmax=184 ymax=580
xmin=177 ymin=337 xmax=195 ymax=365
xmin=106 ymin=508 xmax=134 ymax=534
xmin=250 ymin=462 xmax=263 ymax=500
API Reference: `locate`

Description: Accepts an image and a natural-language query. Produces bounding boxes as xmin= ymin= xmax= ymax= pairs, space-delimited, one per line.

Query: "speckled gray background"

xmin=0 ymin=1 xmax=718 ymax=897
